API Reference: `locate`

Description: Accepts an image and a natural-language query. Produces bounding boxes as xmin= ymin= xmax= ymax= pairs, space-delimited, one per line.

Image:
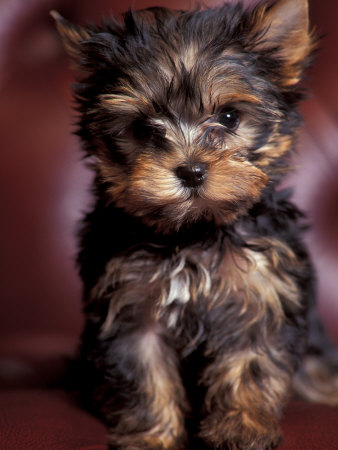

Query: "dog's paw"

xmin=199 ymin=411 xmax=282 ymax=449
xmin=108 ymin=431 xmax=187 ymax=450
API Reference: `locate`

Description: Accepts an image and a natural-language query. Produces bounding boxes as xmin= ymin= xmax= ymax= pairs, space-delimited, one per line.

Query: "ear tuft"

xmin=50 ymin=10 xmax=90 ymax=58
xmin=251 ymin=0 xmax=315 ymax=86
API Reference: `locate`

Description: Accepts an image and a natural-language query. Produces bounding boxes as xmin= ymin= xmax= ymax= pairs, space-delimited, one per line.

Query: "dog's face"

xmin=54 ymin=0 xmax=313 ymax=232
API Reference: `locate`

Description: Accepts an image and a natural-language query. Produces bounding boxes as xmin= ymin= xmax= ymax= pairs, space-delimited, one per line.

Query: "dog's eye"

xmin=132 ymin=118 xmax=166 ymax=141
xmin=217 ymin=108 xmax=240 ymax=131
xmin=132 ymin=118 xmax=153 ymax=140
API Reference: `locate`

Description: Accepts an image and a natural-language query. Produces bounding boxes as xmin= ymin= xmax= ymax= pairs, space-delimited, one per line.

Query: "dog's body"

xmin=53 ymin=1 xmax=338 ymax=448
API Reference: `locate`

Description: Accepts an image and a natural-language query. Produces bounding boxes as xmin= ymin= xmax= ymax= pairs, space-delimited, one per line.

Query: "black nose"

xmin=175 ymin=163 xmax=208 ymax=188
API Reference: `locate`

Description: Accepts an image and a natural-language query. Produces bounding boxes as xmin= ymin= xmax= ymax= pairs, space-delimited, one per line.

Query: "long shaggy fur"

xmin=53 ymin=1 xmax=338 ymax=449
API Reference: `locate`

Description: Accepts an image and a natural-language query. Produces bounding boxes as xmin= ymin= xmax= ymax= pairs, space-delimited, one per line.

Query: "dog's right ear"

xmin=50 ymin=11 xmax=90 ymax=59
xmin=51 ymin=10 xmax=122 ymax=72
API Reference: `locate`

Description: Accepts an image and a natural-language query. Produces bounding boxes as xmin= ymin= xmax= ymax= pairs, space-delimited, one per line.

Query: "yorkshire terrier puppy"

xmin=53 ymin=0 xmax=338 ymax=448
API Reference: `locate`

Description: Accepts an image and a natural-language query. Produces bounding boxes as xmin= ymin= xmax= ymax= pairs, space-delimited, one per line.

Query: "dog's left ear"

xmin=252 ymin=0 xmax=314 ymax=86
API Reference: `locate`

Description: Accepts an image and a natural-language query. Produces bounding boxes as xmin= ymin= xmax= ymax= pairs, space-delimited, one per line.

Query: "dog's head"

xmin=53 ymin=0 xmax=314 ymax=232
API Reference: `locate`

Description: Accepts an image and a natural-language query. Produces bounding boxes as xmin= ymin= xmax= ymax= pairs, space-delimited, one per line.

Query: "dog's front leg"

xmin=198 ymin=341 xmax=292 ymax=449
xmin=81 ymin=294 xmax=189 ymax=450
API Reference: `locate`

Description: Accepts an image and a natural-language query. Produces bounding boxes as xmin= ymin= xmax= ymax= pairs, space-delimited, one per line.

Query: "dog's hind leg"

xmin=293 ymin=307 xmax=338 ymax=405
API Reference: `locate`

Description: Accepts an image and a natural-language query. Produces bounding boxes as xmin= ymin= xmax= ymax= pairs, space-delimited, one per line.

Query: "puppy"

xmin=53 ymin=0 xmax=338 ymax=448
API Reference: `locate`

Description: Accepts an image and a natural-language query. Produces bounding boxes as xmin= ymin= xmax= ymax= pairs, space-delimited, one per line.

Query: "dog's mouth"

xmin=185 ymin=186 xmax=204 ymax=200
xmin=127 ymin=189 xmax=258 ymax=233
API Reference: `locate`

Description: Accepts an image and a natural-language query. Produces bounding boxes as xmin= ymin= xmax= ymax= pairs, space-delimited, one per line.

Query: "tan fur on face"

xmin=113 ymin=152 xmax=267 ymax=230
xmin=100 ymin=93 xmax=148 ymax=114
xmin=205 ymin=65 xmax=267 ymax=113
xmin=180 ymin=42 xmax=200 ymax=72
xmin=91 ymin=39 xmax=297 ymax=234
xmin=203 ymin=155 xmax=268 ymax=203
xmin=255 ymin=133 xmax=295 ymax=168
xmin=95 ymin=113 xmax=270 ymax=231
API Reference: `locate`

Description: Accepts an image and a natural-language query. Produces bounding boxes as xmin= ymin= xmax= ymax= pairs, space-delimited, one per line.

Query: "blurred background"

xmin=0 ymin=0 xmax=337 ymax=386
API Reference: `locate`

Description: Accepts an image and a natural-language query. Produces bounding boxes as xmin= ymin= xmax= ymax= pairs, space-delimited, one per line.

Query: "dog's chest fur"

xmin=91 ymin=231 xmax=302 ymax=351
